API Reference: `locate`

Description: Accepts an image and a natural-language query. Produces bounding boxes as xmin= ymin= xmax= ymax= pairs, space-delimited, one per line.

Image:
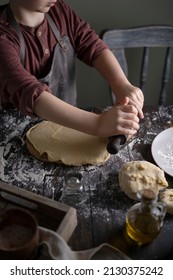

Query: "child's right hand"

xmin=96 ymin=97 xmax=140 ymax=137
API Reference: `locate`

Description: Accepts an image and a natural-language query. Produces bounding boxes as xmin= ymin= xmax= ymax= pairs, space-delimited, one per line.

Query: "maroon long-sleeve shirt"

xmin=0 ymin=0 xmax=107 ymax=115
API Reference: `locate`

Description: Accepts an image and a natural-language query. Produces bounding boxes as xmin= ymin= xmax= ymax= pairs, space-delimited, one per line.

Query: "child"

xmin=0 ymin=0 xmax=144 ymax=137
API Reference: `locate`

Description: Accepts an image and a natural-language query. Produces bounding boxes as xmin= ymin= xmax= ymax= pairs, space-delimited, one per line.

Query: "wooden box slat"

xmin=0 ymin=180 xmax=77 ymax=242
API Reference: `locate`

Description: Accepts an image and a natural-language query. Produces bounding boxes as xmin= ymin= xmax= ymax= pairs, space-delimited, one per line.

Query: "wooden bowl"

xmin=0 ymin=208 xmax=39 ymax=259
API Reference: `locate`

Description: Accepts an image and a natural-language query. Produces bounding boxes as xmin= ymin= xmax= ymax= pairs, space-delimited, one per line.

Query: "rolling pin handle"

xmin=107 ymin=135 xmax=126 ymax=154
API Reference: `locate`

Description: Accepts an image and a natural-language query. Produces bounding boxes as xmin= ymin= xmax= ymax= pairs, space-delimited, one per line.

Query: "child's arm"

xmin=33 ymin=91 xmax=139 ymax=137
xmin=93 ymin=49 xmax=144 ymax=119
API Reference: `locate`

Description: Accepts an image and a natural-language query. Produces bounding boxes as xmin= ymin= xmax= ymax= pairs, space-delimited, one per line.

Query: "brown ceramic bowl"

xmin=0 ymin=208 xmax=39 ymax=260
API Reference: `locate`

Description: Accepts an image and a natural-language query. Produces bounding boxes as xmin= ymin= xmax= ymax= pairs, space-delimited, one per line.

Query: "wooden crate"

xmin=0 ymin=180 xmax=77 ymax=242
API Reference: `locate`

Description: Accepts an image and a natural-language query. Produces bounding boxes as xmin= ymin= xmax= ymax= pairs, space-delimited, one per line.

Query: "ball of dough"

xmin=160 ymin=189 xmax=173 ymax=215
xmin=119 ymin=161 xmax=168 ymax=200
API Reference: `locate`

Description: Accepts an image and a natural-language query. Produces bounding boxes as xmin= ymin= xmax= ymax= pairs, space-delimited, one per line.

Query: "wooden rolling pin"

xmin=107 ymin=135 xmax=127 ymax=154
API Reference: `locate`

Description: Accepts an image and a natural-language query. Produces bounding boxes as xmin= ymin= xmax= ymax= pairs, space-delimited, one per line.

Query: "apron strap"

xmin=6 ymin=5 xmax=25 ymax=66
xmin=45 ymin=13 xmax=68 ymax=52
xmin=5 ymin=6 xmax=68 ymax=66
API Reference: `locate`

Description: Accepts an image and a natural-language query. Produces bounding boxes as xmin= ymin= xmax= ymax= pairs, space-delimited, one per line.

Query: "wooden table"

xmin=0 ymin=106 xmax=173 ymax=260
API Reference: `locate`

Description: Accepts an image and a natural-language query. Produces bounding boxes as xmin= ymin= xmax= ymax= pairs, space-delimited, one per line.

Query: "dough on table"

xmin=160 ymin=189 xmax=173 ymax=215
xmin=26 ymin=121 xmax=110 ymax=166
xmin=118 ymin=161 xmax=168 ymax=200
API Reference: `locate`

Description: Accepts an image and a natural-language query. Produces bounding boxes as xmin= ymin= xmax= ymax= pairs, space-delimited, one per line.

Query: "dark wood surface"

xmin=0 ymin=106 xmax=173 ymax=259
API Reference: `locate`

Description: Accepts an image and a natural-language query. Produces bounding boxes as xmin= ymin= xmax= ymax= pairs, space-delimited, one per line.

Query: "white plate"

xmin=151 ymin=127 xmax=173 ymax=176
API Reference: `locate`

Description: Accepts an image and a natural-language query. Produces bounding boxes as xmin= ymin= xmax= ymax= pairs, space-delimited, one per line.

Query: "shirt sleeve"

xmin=0 ymin=35 xmax=50 ymax=116
xmin=50 ymin=0 xmax=108 ymax=66
xmin=73 ymin=17 xmax=108 ymax=66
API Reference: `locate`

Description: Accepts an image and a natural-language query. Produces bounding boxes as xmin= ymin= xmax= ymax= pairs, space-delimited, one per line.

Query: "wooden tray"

xmin=0 ymin=180 xmax=77 ymax=242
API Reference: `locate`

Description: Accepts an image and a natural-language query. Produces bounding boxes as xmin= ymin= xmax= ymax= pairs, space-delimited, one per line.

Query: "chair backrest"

xmin=101 ymin=25 xmax=173 ymax=105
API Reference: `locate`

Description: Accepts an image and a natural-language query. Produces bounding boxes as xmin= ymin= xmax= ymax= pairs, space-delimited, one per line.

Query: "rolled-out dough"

xmin=119 ymin=161 xmax=168 ymax=200
xmin=26 ymin=121 xmax=110 ymax=166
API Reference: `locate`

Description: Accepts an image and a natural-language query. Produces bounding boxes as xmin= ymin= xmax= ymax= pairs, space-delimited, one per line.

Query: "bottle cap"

xmin=138 ymin=189 xmax=157 ymax=201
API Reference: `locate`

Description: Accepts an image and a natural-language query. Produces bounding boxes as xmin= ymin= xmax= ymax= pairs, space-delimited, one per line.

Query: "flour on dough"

xmin=26 ymin=121 xmax=110 ymax=166
xmin=119 ymin=161 xmax=168 ymax=200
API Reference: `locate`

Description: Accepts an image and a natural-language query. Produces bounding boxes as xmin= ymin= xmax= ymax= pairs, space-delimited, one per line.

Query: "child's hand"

xmin=97 ymin=97 xmax=140 ymax=137
xmin=114 ymin=85 xmax=144 ymax=119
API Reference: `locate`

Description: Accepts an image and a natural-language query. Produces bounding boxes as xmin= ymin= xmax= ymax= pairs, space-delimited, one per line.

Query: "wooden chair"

xmin=101 ymin=25 xmax=173 ymax=105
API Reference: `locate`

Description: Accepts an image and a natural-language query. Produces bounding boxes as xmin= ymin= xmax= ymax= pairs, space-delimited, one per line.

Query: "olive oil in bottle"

xmin=125 ymin=189 xmax=166 ymax=245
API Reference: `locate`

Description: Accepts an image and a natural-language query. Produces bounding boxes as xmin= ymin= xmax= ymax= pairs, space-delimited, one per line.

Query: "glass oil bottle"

xmin=125 ymin=189 xmax=166 ymax=245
